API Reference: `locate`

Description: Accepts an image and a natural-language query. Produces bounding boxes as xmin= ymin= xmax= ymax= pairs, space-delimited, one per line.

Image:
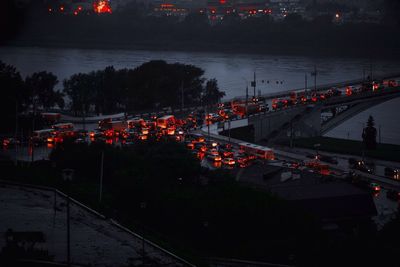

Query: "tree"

xmin=362 ymin=115 xmax=377 ymax=150
xmin=0 ymin=61 xmax=27 ymax=132
xmin=25 ymin=71 xmax=62 ymax=111
xmin=63 ymin=73 xmax=95 ymax=115
xmin=202 ymin=78 xmax=225 ymax=107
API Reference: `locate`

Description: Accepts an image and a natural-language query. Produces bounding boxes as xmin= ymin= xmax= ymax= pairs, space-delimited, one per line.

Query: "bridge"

xmin=227 ymin=72 xmax=400 ymax=102
xmin=218 ymin=84 xmax=400 ymax=144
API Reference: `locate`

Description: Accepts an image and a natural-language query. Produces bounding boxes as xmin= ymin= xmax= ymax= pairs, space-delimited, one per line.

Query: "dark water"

xmin=1 ymin=46 xmax=399 ymax=144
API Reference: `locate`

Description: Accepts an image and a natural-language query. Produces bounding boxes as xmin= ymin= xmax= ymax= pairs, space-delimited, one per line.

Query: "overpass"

xmin=218 ymin=86 xmax=400 ymax=144
xmin=226 ymin=72 xmax=400 ymax=102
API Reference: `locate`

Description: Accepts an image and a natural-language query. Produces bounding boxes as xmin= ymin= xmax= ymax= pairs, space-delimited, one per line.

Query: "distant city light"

xmin=93 ymin=0 xmax=112 ymax=14
xmin=335 ymin=13 xmax=340 ymax=18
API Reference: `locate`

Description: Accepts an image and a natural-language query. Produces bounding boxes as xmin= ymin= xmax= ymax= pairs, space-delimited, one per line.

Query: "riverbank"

xmin=286 ymin=137 xmax=400 ymax=162
xmin=4 ymin=37 xmax=400 ymax=60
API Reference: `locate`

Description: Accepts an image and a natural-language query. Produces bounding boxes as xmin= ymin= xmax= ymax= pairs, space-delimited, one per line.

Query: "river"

xmin=1 ymin=46 xmax=399 ymax=144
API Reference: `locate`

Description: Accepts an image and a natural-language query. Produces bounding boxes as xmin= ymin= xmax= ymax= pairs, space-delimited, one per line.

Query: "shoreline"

xmin=3 ymin=39 xmax=400 ymax=60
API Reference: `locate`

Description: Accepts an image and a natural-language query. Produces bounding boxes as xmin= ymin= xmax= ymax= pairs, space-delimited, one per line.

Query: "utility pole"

xmin=289 ymin=121 xmax=293 ymax=148
xmin=82 ymin=103 xmax=86 ymax=132
xmin=31 ymin=107 xmax=35 ymax=163
xmin=99 ymin=150 xmax=104 ymax=203
xmin=140 ymin=202 xmax=147 ymax=267
xmin=245 ymin=85 xmax=249 ymax=111
xmin=228 ymin=120 xmax=231 ymax=143
xmin=379 ymin=125 xmax=381 ymax=144
xmin=313 ymin=65 xmax=317 ymax=93
xmin=66 ymin=183 xmax=71 ymax=267
xmin=363 ymin=69 xmax=366 ymax=82
xmin=304 ymin=73 xmax=308 ymax=97
xmin=14 ymin=101 xmax=18 ymax=166
xmin=62 ymin=169 xmax=74 ymax=267
xmin=181 ymin=82 xmax=184 ymax=110
xmin=252 ymin=72 xmax=256 ymax=99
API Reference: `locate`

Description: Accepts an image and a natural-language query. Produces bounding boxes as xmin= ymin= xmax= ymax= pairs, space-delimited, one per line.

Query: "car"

xmin=369 ymin=182 xmax=381 ymax=192
xmin=352 ymin=160 xmax=373 ymax=174
xmin=384 ymin=167 xmax=400 ymax=179
xmin=222 ymin=151 xmax=234 ymax=158
xmin=186 ymin=142 xmax=195 ymax=150
xmin=75 ymin=129 xmax=88 ymax=137
xmin=2 ymin=137 xmax=21 ymax=148
xmin=318 ymin=155 xmax=338 ymax=165
xmin=207 ymin=154 xmax=222 ymax=162
xmin=222 ymin=157 xmax=236 ymax=166
xmin=220 ymin=143 xmax=232 ymax=150
xmin=208 ymin=140 xmax=219 ymax=148
xmin=74 ymin=138 xmax=86 ymax=144
xmin=208 ymin=149 xmax=219 ymax=156
xmin=89 ymin=129 xmax=104 ymax=138
xmin=237 ymin=156 xmax=248 ymax=165
xmin=194 ymin=142 xmax=206 ymax=150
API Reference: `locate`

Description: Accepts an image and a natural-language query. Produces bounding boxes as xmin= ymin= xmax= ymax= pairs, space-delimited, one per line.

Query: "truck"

xmin=232 ymin=102 xmax=264 ymax=116
xmin=157 ymin=115 xmax=176 ymax=129
xmin=100 ymin=120 xmax=127 ymax=131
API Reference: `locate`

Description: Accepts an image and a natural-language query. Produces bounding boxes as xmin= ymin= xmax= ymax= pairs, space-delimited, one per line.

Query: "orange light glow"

xmin=93 ymin=0 xmax=112 ymax=14
xmin=346 ymin=87 xmax=353 ymax=96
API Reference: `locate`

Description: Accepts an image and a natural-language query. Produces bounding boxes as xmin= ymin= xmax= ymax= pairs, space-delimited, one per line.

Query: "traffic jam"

xmin=4 ymin=112 xmax=275 ymax=170
xmin=2 ymin=78 xmax=400 ymax=196
xmin=269 ymin=79 xmax=398 ymax=111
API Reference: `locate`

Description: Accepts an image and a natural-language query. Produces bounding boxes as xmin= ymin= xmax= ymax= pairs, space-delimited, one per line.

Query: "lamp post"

xmin=228 ymin=120 xmax=231 ymax=143
xmin=62 ymin=168 xmax=74 ymax=267
xmin=99 ymin=150 xmax=104 ymax=203
xmin=313 ymin=143 xmax=320 ymax=160
xmin=140 ymin=201 xmax=147 ymax=266
xmin=206 ymin=114 xmax=211 ymax=141
xmin=14 ymin=101 xmax=18 ymax=166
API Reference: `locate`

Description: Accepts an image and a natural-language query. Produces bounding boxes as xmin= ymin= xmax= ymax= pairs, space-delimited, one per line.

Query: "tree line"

xmin=0 ymin=60 xmax=224 ymax=132
xmin=63 ymin=60 xmax=224 ymax=115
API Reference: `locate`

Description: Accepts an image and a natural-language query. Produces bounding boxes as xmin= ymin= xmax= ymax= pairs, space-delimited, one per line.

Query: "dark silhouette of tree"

xmin=202 ymin=78 xmax=225 ymax=107
xmin=63 ymin=73 xmax=95 ymax=115
xmin=362 ymin=115 xmax=377 ymax=150
xmin=25 ymin=71 xmax=63 ymax=111
xmin=0 ymin=61 xmax=27 ymax=132
xmin=62 ymin=61 xmax=222 ymax=114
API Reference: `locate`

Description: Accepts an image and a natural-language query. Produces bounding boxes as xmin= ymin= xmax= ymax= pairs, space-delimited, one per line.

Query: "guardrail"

xmin=0 ymin=179 xmax=196 ymax=267
xmin=225 ymin=72 xmax=400 ymax=102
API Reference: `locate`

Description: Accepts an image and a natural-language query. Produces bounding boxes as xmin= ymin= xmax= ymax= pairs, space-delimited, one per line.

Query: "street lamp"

xmin=140 ymin=201 xmax=147 ymax=266
xmin=228 ymin=120 xmax=231 ymax=143
xmin=62 ymin=168 xmax=74 ymax=267
xmin=313 ymin=143 xmax=320 ymax=159
xmin=206 ymin=114 xmax=211 ymax=141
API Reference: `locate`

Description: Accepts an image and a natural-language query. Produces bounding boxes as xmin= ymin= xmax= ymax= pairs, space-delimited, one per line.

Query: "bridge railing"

xmin=225 ymin=72 xmax=400 ymax=102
